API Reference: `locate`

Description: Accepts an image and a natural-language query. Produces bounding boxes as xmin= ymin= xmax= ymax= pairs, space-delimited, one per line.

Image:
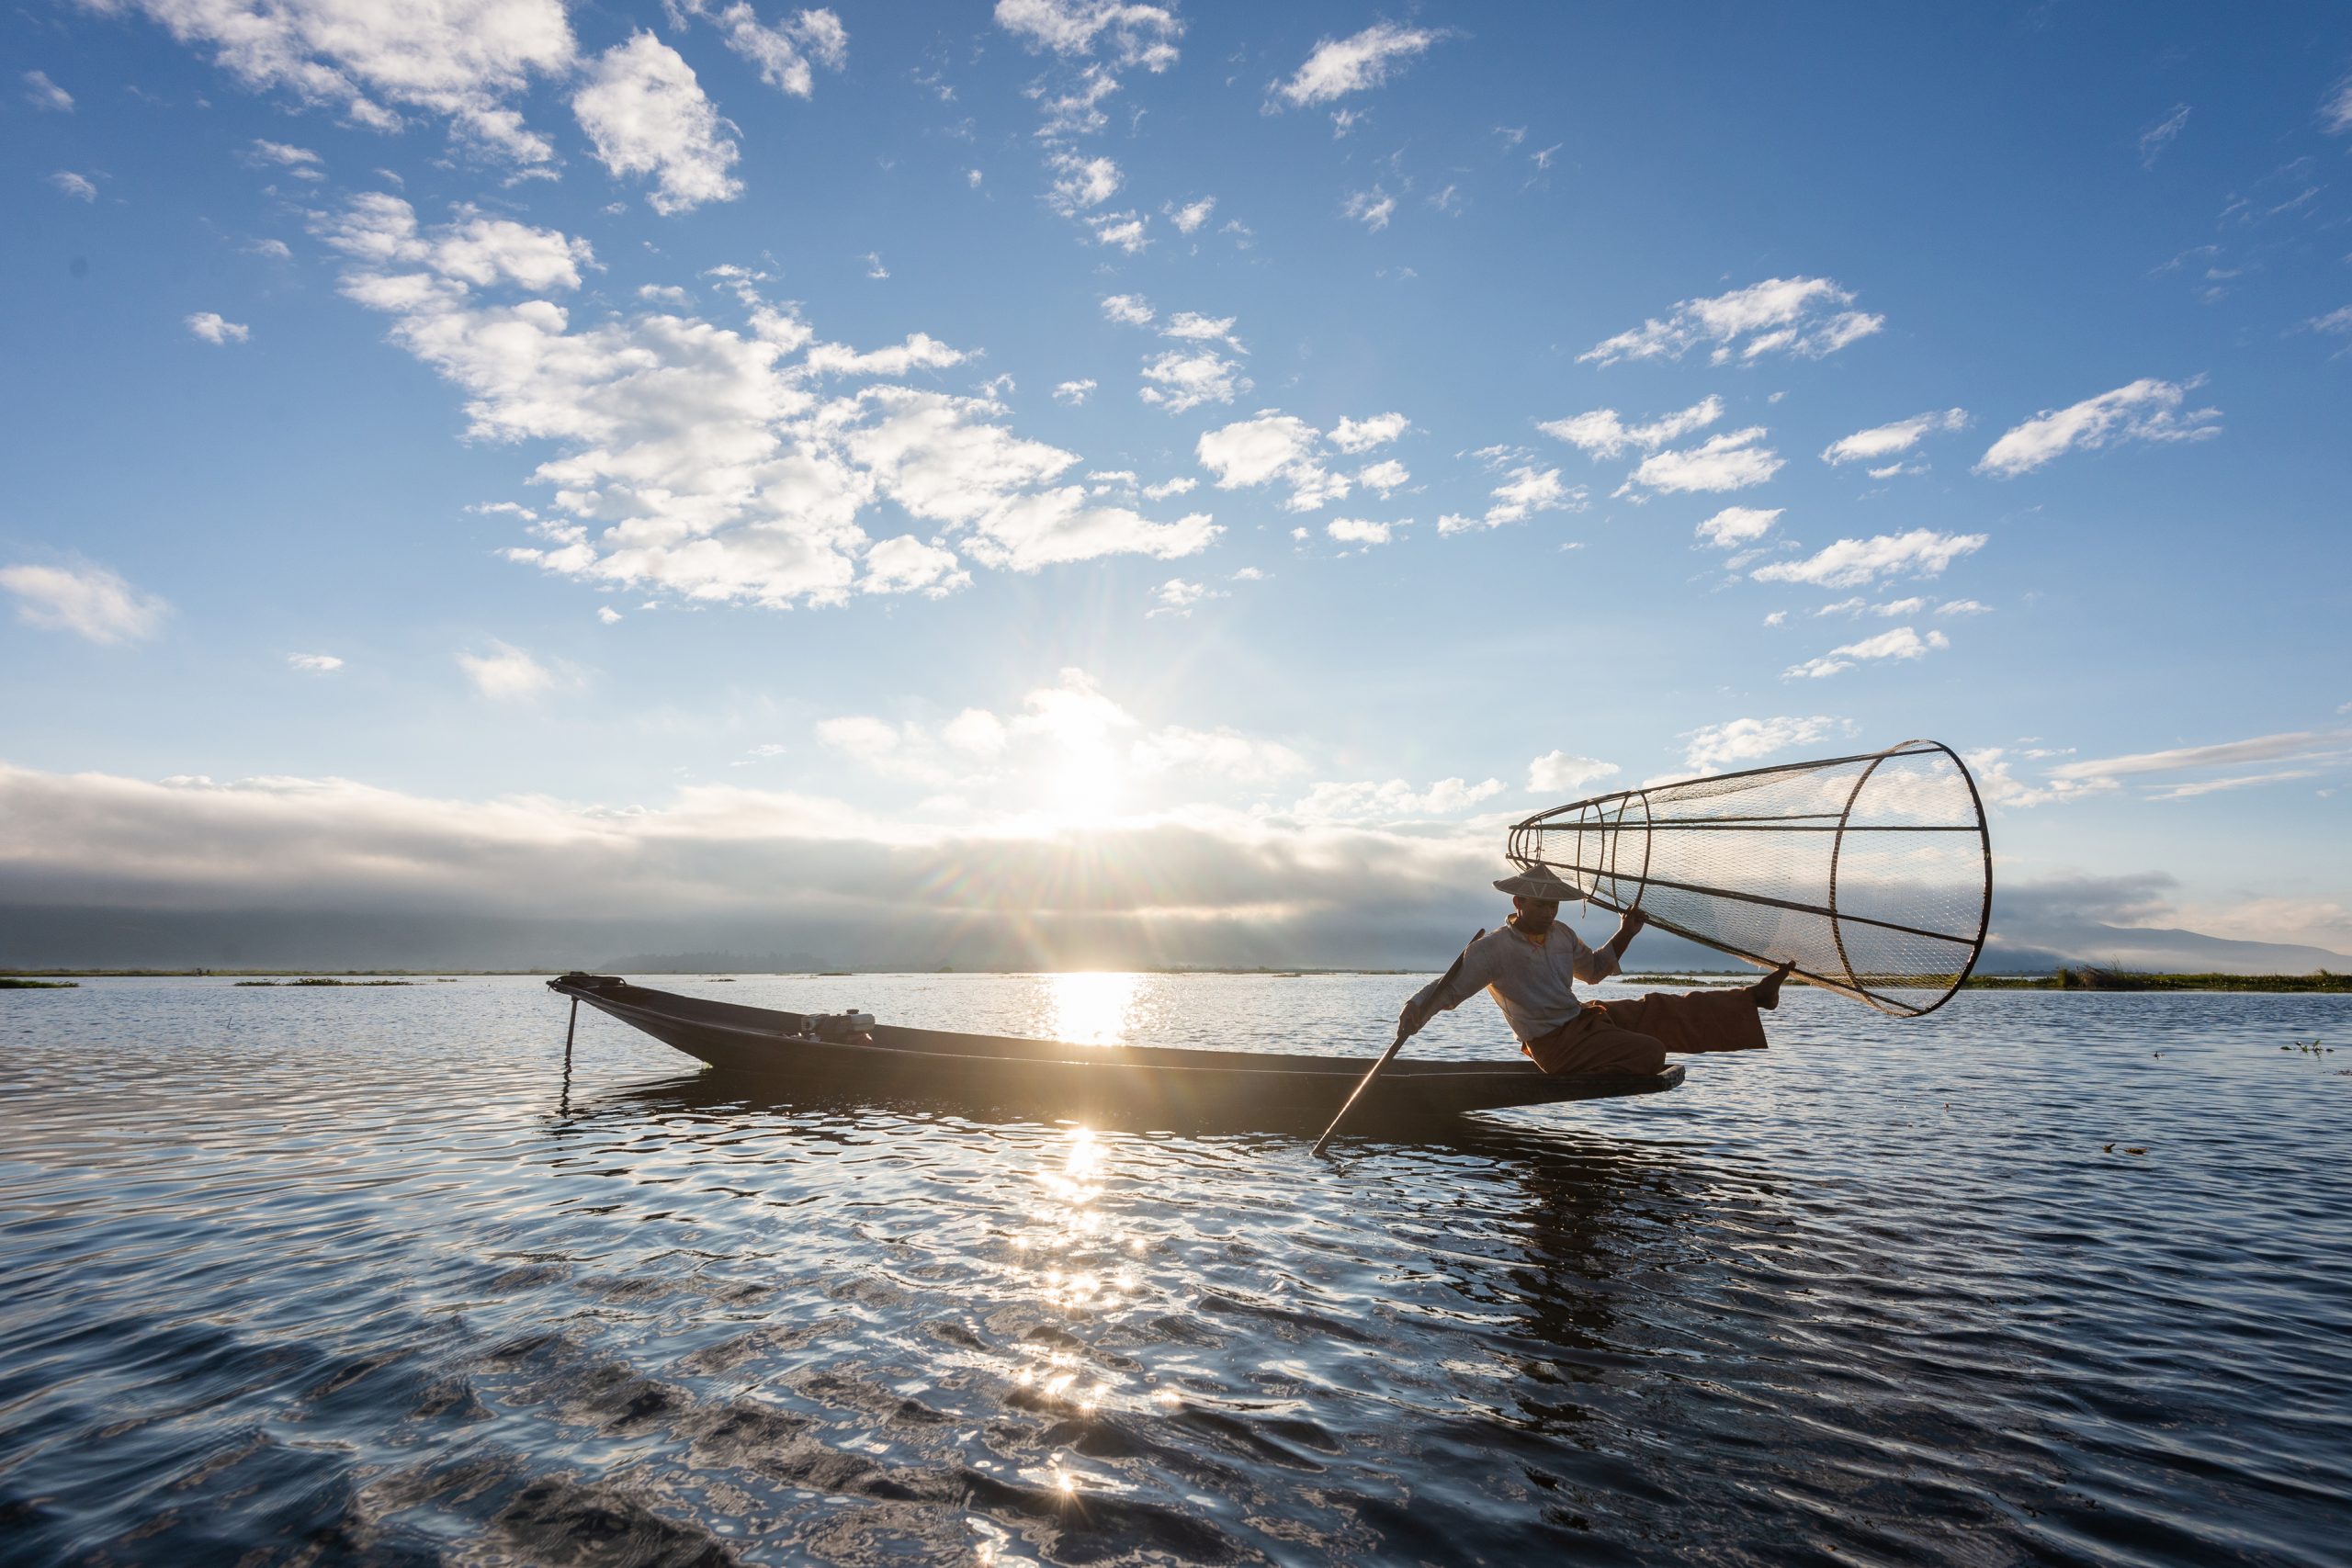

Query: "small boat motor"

xmin=812 ymin=1010 xmax=876 ymax=1045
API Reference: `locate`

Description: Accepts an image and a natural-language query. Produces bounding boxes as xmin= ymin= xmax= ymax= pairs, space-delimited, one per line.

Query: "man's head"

xmin=1511 ymin=896 xmax=1560 ymax=935
xmin=1492 ymin=863 xmax=1586 ymax=921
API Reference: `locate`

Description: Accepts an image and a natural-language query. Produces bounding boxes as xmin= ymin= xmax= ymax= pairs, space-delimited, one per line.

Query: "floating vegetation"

xmin=0 ymin=978 xmax=78 ymax=989
xmin=1972 ymin=969 xmax=2352 ymax=993
xmin=234 ymin=977 xmax=414 ymax=987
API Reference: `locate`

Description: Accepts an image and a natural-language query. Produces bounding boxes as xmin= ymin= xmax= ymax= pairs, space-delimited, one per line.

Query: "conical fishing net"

xmin=1505 ymin=739 xmax=1992 ymax=1017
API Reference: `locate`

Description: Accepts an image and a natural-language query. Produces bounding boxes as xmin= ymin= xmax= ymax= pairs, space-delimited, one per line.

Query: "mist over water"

xmin=3 ymin=976 xmax=2346 ymax=1564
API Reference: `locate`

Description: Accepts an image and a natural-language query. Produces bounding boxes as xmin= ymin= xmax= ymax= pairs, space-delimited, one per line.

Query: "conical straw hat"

xmin=1492 ymin=863 xmax=1587 ymax=901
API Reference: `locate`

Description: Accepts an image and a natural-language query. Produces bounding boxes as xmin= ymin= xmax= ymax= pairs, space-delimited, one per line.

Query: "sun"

xmin=1045 ymin=741 xmax=1124 ymax=829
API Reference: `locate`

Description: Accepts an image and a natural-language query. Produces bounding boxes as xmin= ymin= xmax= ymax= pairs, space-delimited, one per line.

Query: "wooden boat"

xmin=549 ymin=973 xmax=1683 ymax=1132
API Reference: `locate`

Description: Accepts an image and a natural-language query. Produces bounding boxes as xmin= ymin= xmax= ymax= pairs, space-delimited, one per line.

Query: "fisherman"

xmin=1397 ymin=864 xmax=1794 ymax=1075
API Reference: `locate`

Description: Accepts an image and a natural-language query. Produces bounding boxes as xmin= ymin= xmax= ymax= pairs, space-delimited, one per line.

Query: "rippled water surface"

xmin=4 ymin=973 xmax=2348 ymax=1566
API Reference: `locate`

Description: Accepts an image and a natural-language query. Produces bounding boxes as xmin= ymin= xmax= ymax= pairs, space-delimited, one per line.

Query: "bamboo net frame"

xmin=1504 ymin=739 xmax=1993 ymax=1017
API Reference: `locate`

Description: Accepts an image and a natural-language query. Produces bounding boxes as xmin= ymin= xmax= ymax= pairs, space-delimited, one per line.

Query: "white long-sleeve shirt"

xmin=1408 ymin=919 xmax=1621 ymax=1043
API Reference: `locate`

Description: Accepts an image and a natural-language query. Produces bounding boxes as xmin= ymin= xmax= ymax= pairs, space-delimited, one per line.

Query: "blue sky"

xmin=5 ymin=1 xmax=2349 ymax=966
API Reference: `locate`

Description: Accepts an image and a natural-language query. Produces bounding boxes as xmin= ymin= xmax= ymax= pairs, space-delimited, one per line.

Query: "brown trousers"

xmin=1522 ymin=987 xmax=1769 ymax=1076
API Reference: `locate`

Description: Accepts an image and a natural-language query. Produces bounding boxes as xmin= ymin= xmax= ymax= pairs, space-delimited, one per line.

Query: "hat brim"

xmin=1493 ymin=872 xmax=1589 ymax=901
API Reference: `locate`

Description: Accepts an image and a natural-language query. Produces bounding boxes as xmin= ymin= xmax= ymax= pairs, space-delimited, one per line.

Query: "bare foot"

xmin=1753 ymin=960 xmax=1795 ymax=1010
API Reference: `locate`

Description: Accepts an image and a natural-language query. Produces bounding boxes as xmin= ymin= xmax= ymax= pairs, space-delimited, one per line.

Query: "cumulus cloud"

xmin=1580 ymin=277 xmax=1883 ymax=367
xmin=1821 ymin=408 xmax=1967 ymax=465
xmin=1165 ymin=195 xmax=1216 ymax=233
xmin=1328 ymin=412 xmax=1408 ymax=453
xmin=1090 ymin=212 xmax=1150 ymax=252
xmin=995 ymin=0 xmax=1182 ymax=69
xmin=1355 ymin=459 xmax=1408 ymax=497
xmin=316 ymin=195 xmax=1214 ymax=607
xmin=1193 ymin=409 xmax=1395 ymax=512
xmin=667 ymin=2 xmax=847 ymax=97
xmin=1975 ymin=378 xmax=2221 ymax=477
xmin=1526 ymin=751 xmax=1618 ymax=794
xmin=1270 ymin=22 xmax=1442 ymax=107
xmin=1680 ymin=716 xmax=1847 ymax=773
xmin=1750 ymin=529 xmax=1986 ymax=588
xmin=1138 ymin=348 xmax=1249 ymax=413
xmin=1539 ymin=396 xmax=1724 ymax=459
xmin=1324 ymin=517 xmax=1394 ymax=546
xmin=1693 ymin=505 xmax=1781 ymax=548
xmin=1438 ymin=467 xmax=1585 ymax=534
xmin=1100 ymin=292 xmax=1154 ymax=325
xmin=185 ymin=311 xmax=251 ymax=344
xmin=458 ymin=639 xmax=555 ymax=699
xmin=1147 ymin=576 xmax=1225 ymax=616
xmin=860 ymin=535 xmax=969 ymax=598
xmin=1053 ymin=378 xmax=1096 ymax=405
xmin=1782 ymin=626 xmax=1949 ymax=680
xmin=1046 ymin=151 xmax=1122 ymax=213
xmin=572 ymin=34 xmax=742 ymax=214
xmin=1620 ymin=428 xmax=1782 ymax=494
xmin=287 ymin=652 xmax=344 ymax=671
xmin=0 ymin=560 xmax=169 ymax=644
xmin=95 ymin=0 xmax=577 ymax=165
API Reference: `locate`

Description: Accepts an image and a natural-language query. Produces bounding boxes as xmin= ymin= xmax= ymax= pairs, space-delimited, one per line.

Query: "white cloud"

xmin=1091 ymin=212 xmax=1149 ymax=253
xmin=860 ymin=535 xmax=970 ymax=598
xmin=1355 ymin=459 xmax=1408 ymax=496
xmin=1580 ymin=277 xmax=1883 ymax=367
xmin=2139 ymin=103 xmax=2190 ymax=168
xmin=1131 ymin=727 xmax=1305 ymax=783
xmin=1782 ymin=626 xmax=1948 ymax=680
xmin=943 ymin=707 xmax=1008 ymax=757
xmin=2049 ymin=728 xmax=2352 ymax=784
xmin=318 ymin=195 xmax=1213 ymax=605
xmin=458 ymin=639 xmax=553 ymax=699
xmin=1527 ymin=751 xmax=1618 ymax=794
xmin=1046 ymin=151 xmax=1122 ymax=213
xmin=572 ymin=34 xmax=741 ymax=215
xmin=1288 ymin=774 xmax=1502 ymax=822
xmin=994 ymin=0 xmax=1182 ymax=69
xmin=1053 ymin=378 xmax=1096 ymax=405
xmin=97 ymin=0 xmax=575 ymax=165
xmin=861 ymin=251 xmax=888 ymax=279
xmin=1138 ymin=348 xmax=1249 ymax=413
xmin=2328 ymin=75 xmax=2352 ymax=134
xmin=1100 ymin=292 xmax=1154 ymax=325
xmin=49 ymin=171 xmax=97 ymax=201
xmin=1975 ymin=378 xmax=2221 ymax=477
xmin=185 ymin=311 xmax=251 ymax=344
xmin=1936 ymin=599 xmax=1991 ymax=616
xmin=1693 ymin=505 xmax=1781 ymax=548
xmin=1142 ymin=476 xmax=1194 ymax=500
xmin=1166 ymin=195 xmax=1216 ymax=233
xmin=1680 ymin=716 xmax=1846 ymax=773
xmin=668 ymin=1 xmax=848 ymax=98
xmin=1763 ymin=611 xmax=1786 ymax=626
xmin=1622 ymin=428 xmax=1782 ymax=494
xmin=1820 ymin=408 xmax=1967 ymax=465
xmin=597 ymin=605 xmax=623 ymax=624
xmin=1160 ymin=311 xmax=1242 ymax=351
xmin=639 ymin=283 xmax=690 ymax=304
xmin=1439 ymin=467 xmax=1584 ymax=534
xmin=1341 ymin=187 xmax=1396 ymax=231
xmin=249 ymin=137 xmax=322 ymax=170
xmin=287 ymin=652 xmax=343 ymax=671
xmin=2146 ymin=768 xmax=2320 ymax=801
xmin=1750 ymin=529 xmax=1986 ymax=588
xmin=1195 ymin=411 xmax=1345 ymax=512
xmin=1539 ymin=396 xmax=1723 ymax=459
xmin=1328 ymin=412 xmax=1408 ymax=453
xmin=1147 ymin=576 xmax=1224 ymax=616
xmin=1324 ymin=517 xmax=1393 ymax=546
xmin=0 ymin=561 xmax=169 ymax=644
xmin=803 ymin=333 xmax=967 ymax=378
xmin=23 ymin=70 xmax=74 ymax=111
xmin=1813 ymin=595 xmax=1926 ymax=617
xmin=1271 ymin=22 xmax=1442 ymax=107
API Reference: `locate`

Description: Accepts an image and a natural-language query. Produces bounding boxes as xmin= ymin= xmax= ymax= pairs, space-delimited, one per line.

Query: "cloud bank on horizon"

xmin=6 ymin=1 xmax=2347 ymax=959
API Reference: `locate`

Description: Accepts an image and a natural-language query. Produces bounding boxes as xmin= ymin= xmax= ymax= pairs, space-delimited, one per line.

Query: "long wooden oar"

xmin=1311 ymin=928 xmax=1484 ymax=1157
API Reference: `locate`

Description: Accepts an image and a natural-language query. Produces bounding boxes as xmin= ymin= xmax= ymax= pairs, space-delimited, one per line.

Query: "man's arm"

xmin=1397 ymin=938 xmax=1492 ymax=1036
xmin=1574 ymin=908 xmax=1646 ymax=983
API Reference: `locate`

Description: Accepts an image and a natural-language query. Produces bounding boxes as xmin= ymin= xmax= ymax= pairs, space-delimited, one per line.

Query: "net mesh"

xmin=1504 ymin=739 xmax=1991 ymax=1017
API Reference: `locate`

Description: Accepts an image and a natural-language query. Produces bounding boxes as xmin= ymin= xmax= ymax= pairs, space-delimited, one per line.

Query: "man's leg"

xmin=1600 ymin=986 xmax=1770 ymax=1054
xmin=1526 ymin=1008 xmax=1668 ymax=1076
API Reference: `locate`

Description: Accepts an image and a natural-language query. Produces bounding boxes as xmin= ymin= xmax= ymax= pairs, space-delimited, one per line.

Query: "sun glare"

xmin=1046 ymin=742 xmax=1124 ymax=829
xmin=1047 ymin=972 xmax=1140 ymax=1045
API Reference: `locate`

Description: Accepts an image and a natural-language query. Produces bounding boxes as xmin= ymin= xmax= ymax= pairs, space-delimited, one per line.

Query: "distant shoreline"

xmin=6 ymin=966 xmax=2348 ymax=993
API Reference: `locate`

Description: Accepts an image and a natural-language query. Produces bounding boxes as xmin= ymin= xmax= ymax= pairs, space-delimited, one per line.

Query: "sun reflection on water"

xmin=1044 ymin=971 xmax=1141 ymax=1046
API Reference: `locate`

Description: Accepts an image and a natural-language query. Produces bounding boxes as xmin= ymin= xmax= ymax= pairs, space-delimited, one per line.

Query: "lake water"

xmin=3 ymin=973 xmax=2347 ymax=1566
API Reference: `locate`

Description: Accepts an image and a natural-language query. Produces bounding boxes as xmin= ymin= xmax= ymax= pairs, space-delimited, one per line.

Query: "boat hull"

xmin=550 ymin=975 xmax=1684 ymax=1131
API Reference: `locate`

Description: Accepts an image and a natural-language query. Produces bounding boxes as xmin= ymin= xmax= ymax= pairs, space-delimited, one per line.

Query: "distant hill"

xmin=1978 ymin=921 xmax=2352 ymax=976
